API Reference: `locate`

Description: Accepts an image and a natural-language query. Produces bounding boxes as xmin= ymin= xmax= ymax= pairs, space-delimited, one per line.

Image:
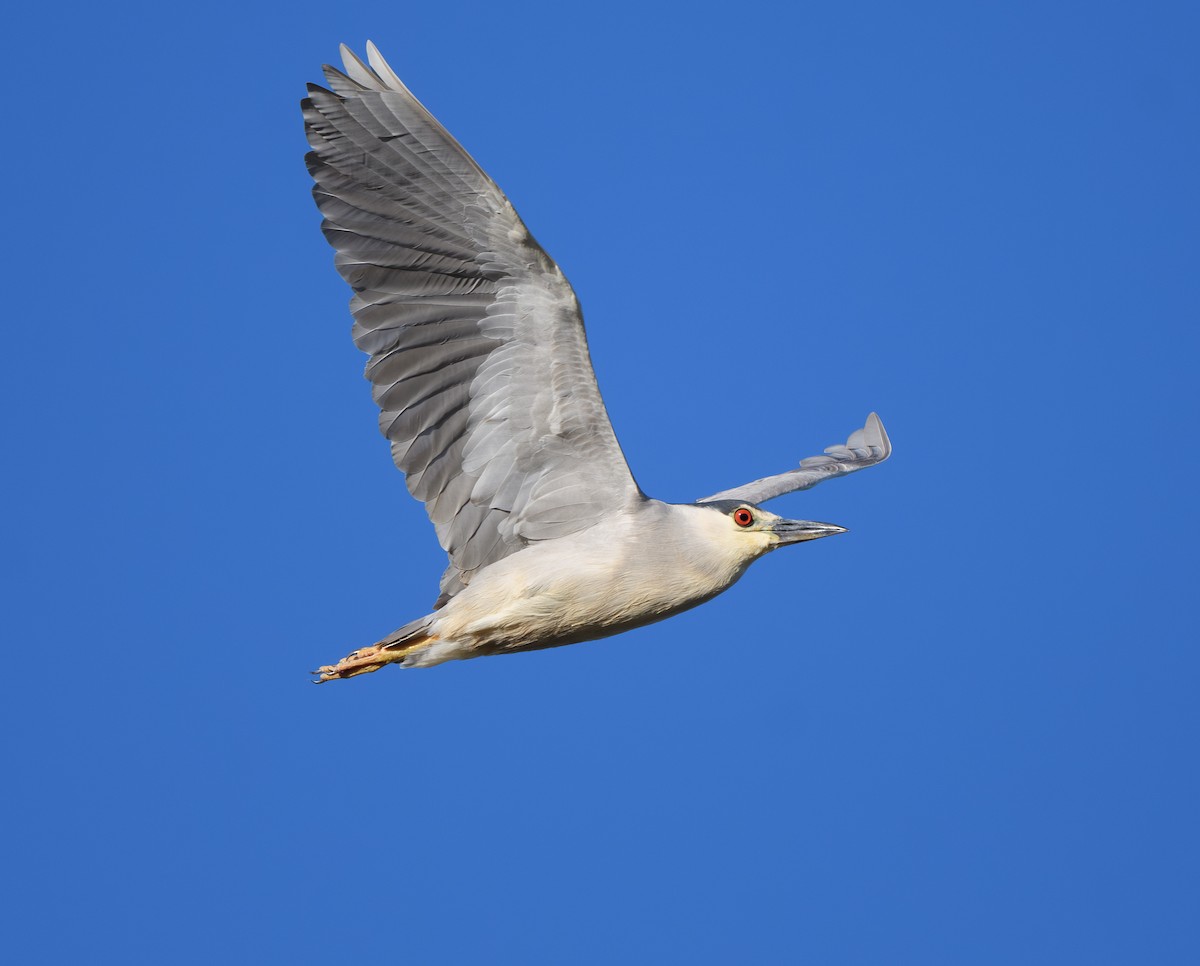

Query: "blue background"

xmin=4 ymin=1 xmax=1197 ymax=962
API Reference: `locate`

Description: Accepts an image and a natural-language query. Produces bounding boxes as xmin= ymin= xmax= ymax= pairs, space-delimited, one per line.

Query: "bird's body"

xmin=358 ymin=501 xmax=800 ymax=671
xmin=304 ymin=43 xmax=891 ymax=681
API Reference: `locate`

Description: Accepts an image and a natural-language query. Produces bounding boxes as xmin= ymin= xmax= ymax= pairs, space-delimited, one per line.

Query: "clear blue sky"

xmin=4 ymin=1 xmax=1197 ymax=963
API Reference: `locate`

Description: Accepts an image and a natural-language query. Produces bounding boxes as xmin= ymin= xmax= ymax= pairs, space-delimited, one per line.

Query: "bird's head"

xmin=696 ymin=500 xmax=847 ymax=558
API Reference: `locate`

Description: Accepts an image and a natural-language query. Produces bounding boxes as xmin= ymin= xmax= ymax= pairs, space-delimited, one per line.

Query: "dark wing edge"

xmin=697 ymin=413 xmax=892 ymax=505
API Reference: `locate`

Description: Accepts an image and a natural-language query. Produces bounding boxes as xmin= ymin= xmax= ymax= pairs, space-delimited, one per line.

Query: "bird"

xmin=303 ymin=42 xmax=891 ymax=681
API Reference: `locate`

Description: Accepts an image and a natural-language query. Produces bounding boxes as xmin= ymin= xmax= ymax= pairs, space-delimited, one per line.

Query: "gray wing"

xmin=698 ymin=413 xmax=891 ymax=505
xmin=303 ymin=43 xmax=642 ymax=606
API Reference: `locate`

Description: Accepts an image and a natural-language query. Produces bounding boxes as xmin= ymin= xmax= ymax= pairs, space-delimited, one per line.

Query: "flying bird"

xmin=303 ymin=42 xmax=891 ymax=680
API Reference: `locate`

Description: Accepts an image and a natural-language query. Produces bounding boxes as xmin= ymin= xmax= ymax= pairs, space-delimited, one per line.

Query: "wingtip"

xmin=339 ymin=43 xmax=386 ymax=90
xmin=365 ymin=40 xmax=408 ymax=93
xmin=865 ymin=412 xmax=892 ymax=460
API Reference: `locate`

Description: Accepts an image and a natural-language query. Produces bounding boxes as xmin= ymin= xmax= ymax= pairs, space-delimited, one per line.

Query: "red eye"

xmin=733 ymin=508 xmax=754 ymax=527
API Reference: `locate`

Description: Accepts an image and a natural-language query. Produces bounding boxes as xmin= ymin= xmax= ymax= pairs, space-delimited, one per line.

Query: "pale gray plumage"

xmin=305 ymin=43 xmax=639 ymax=606
xmin=304 ymin=43 xmax=892 ymax=681
xmin=699 ymin=412 xmax=891 ymax=504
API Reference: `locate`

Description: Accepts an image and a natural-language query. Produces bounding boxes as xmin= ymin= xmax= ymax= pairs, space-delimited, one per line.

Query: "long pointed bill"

xmin=770 ymin=519 xmax=848 ymax=546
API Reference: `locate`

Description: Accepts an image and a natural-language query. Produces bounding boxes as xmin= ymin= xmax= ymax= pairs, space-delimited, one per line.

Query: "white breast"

xmin=430 ymin=500 xmax=764 ymax=652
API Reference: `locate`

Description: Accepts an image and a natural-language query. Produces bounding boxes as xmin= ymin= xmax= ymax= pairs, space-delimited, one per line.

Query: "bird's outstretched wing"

xmin=304 ymin=43 xmax=641 ymax=606
xmin=698 ymin=413 xmax=891 ymax=505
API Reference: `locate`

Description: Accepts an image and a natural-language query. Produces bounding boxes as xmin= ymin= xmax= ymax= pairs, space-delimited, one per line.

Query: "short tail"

xmin=312 ymin=616 xmax=436 ymax=683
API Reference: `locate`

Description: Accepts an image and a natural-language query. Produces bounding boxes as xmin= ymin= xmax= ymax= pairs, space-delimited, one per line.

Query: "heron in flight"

xmin=304 ymin=43 xmax=891 ymax=681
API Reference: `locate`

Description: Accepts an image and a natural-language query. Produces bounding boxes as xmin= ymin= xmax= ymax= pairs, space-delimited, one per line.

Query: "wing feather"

xmin=698 ymin=413 xmax=892 ymax=505
xmin=304 ymin=43 xmax=642 ymax=608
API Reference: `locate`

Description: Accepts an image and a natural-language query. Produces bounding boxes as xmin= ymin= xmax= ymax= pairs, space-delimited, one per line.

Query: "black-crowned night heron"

xmin=304 ymin=43 xmax=891 ymax=681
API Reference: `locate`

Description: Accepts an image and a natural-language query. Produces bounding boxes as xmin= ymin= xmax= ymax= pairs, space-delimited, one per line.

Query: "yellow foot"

xmin=313 ymin=644 xmax=390 ymax=683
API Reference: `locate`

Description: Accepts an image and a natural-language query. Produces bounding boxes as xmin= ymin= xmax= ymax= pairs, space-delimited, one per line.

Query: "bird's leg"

xmin=312 ymin=625 xmax=436 ymax=682
xmin=312 ymin=644 xmax=392 ymax=683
